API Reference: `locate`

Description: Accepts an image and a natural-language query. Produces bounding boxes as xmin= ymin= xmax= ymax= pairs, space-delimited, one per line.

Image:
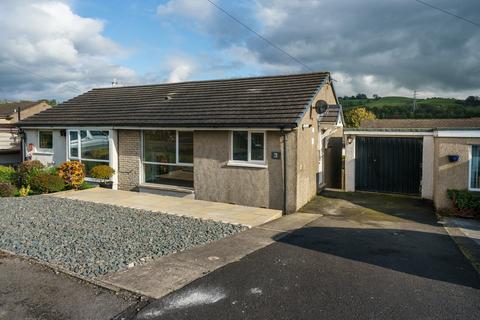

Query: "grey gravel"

xmin=0 ymin=196 xmax=246 ymax=278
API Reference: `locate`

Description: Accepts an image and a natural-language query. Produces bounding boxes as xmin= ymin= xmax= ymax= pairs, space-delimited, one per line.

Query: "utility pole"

xmin=412 ymin=90 xmax=417 ymax=114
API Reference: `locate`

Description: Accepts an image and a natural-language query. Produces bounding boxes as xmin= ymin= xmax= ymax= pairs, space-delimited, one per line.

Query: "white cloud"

xmin=0 ymin=0 xmax=136 ymax=101
xmin=165 ymin=57 xmax=196 ymax=83
xmin=168 ymin=65 xmax=194 ymax=83
xmin=157 ymin=0 xmax=213 ymax=21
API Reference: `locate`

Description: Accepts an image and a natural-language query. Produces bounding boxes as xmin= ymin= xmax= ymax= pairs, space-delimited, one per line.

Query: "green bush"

xmin=0 ymin=165 xmax=15 ymax=184
xmin=89 ymin=165 xmax=115 ymax=180
xmin=0 ymin=182 xmax=16 ymax=197
xmin=30 ymin=173 xmax=65 ymax=194
xmin=16 ymin=160 xmax=44 ymax=187
xmin=447 ymin=189 xmax=480 ymax=215
xmin=78 ymin=182 xmax=96 ymax=190
xmin=42 ymin=166 xmax=58 ymax=175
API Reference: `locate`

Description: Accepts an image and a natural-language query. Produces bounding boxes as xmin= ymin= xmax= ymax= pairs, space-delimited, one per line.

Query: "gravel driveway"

xmin=0 ymin=196 xmax=246 ymax=278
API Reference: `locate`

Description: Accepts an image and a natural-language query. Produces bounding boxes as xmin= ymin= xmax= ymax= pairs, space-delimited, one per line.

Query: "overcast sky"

xmin=0 ymin=0 xmax=479 ymax=101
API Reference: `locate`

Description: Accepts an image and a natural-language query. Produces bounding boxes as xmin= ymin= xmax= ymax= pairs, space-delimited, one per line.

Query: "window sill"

xmin=139 ymin=183 xmax=194 ymax=194
xmin=226 ymin=161 xmax=268 ymax=169
xmin=33 ymin=150 xmax=54 ymax=155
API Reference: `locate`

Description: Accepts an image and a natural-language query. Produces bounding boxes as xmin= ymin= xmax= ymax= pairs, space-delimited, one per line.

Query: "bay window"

xmin=68 ymin=130 xmax=110 ymax=176
xmin=231 ymin=131 xmax=266 ymax=164
xmin=470 ymin=145 xmax=480 ymax=190
xmin=143 ymin=130 xmax=193 ymax=187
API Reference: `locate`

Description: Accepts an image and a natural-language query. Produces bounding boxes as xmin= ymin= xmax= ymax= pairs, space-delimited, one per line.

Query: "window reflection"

xmin=80 ymin=130 xmax=109 ymax=160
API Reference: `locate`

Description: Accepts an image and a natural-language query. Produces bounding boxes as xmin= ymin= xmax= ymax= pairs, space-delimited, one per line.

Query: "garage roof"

xmin=19 ymin=72 xmax=331 ymax=129
xmin=360 ymin=118 xmax=480 ymax=130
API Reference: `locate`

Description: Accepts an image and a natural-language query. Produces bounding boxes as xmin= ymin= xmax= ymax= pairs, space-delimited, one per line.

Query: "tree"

xmin=373 ymin=94 xmax=380 ymax=100
xmin=465 ymin=96 xmax=480 ymax=106
xmin=344 ymin=107 xmax=376 ymax=128
xmin=355 ymin=93 xmax=368 ymax=100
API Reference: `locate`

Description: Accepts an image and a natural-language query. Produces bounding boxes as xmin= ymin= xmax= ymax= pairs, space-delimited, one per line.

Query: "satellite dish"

xmin=315 ymin=100 xmax=328 ymax=114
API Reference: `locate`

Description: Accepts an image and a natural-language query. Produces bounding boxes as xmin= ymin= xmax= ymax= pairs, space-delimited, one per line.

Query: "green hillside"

xmin=339 ymin=96 xmax=479 ymax=119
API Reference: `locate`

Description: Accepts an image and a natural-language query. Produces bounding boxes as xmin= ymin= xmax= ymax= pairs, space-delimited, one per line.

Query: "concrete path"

xmin=443 ymin=217 xmax=480 ymax=273
xmin=100 ymin=212 xmax=318 ymax=299
xmin=0 ymin=252 xmax=137 ymax=320
xmin=125 ymin=191 xmax=480 ymax=320
xmin=52 ymin=188 xmax=282 ymax=227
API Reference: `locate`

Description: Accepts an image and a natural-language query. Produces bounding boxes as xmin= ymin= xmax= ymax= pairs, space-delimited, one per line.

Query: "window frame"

xmin=141 ymin=130 xmax=194 ymax=185
xmin=469 ymin=145 xmax=480 ymax=191
xmin=66 ymin=129 xmax=111 ymax=167
xmin=142 ymin=130 xmax=194 ymax=168
xmin=229 ymin=130 xmax=267 ymax=166
xmin=38 ymin=130 xmax=53 ymax=151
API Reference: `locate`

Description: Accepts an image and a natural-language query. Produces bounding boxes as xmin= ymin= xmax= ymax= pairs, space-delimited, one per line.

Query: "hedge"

xmin=447 ymin=189 xmax=480 ymax=218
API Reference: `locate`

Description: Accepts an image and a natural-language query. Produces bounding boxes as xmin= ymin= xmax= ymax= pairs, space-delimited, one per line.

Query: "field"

xmin=339 ymin=96 xmax=478 ymax=119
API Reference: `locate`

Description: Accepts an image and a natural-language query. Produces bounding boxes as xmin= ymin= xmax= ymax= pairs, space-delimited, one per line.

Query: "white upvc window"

xmin=469 ymin=145 xmax=480 ymax=191
xmin=38 ymin=130 xmax=53 ymax=151
xmin=229 ymin=130 xmax=266 ymax=166
xmin=142 ymin=130 xmax=194 ymax=187
xmin=67 ymin=129 xmax=110 ymax=176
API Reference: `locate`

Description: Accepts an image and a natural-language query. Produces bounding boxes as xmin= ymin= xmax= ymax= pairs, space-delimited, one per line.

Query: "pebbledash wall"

xmin=433 ymin=136 xmax=480 ymax=210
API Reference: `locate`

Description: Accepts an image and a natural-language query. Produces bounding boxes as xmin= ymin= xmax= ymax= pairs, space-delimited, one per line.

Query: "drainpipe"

xmin=280 ymin=128 xmax=288 ymax=215
xmin=16 ymin=107 xmax=24 ymax=163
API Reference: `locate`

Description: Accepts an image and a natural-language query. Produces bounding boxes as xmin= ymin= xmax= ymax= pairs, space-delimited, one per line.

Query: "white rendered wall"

xmin=421 ymin=136 xmax=434 ymax=199
xmin=344 ymin=136 xmax=356 ymax=192
xmin=25 ymin=129 xmax=66 ymax=166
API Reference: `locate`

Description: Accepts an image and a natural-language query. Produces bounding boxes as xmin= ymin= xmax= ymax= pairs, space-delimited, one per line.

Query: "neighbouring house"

xmin=18 ymin=72 xmax=338 ymax=212
xmin=0 ymin=101 xmax=51 ymax=165
xmin=344 ymin=118 xmax=480 ymax=212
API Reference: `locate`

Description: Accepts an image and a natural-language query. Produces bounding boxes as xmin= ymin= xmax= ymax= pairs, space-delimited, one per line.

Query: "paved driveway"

xmin=127 ymin=191 xmax=480 ymax=320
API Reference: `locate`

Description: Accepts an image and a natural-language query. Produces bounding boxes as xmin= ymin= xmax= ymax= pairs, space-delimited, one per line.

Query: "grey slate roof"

xmin=0 ymin=101 xmax=42 ymax=118
xmin=20 ymin=72 xmax=330 ymax=129
xmin=318 ymin=104 xmax=343 ymax=125
xmin=360 ymin=118 xmax=480 ymax=130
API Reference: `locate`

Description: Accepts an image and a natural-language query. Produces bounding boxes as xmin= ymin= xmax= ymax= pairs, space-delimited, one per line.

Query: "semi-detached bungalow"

xmin=19 ymin=72 xmax=339 ymax=213
xmin=344 ymin=118 xmax=480 ymax=212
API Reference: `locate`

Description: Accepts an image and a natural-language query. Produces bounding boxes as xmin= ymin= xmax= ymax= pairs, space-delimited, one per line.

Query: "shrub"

xmin=78 ymin=182 xmax=96 ymax=190
xmin=16 ymin=160 xmax=44 ymax=187
xmin=42 ymin=166 xmax=58 ymax=175
xmin=0 ymin=182 xmax=16 ymax=197
xmin=89 ymin=165 xmax=115 ymax=181
xmin=58 ymin=161 xmax=85 ymax=189
xmin=18 ymin=185 xmax=31 ymax=197
xmin=447 ymin=189 xmax=480 ymax=218
xmin=30 ymin=173 xmax=65 ymax=194
xmin=0 ymin=165 xmax=15 ymax=184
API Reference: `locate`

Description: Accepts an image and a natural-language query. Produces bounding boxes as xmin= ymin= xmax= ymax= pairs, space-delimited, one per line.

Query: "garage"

xmin=355 ymin=136 xmax=423 ymax=195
